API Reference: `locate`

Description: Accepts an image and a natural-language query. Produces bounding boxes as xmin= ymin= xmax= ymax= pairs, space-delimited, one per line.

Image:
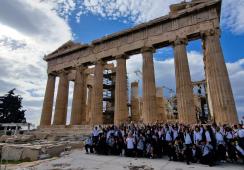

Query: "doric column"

xmin=86 ymin=85 xmax=93 ymax=124
xmin=90 ymin=60 xmax=105 ymax=125
xmin=156 ymin=87 xmax=166 ymax=122
xmin=70 ymin=66 xmax=87 ymax=125
xmin=141 ymin=47 xmax=157 ymax=124
xmin=53 ymin=70 xmax=69 ymax=125
xmin=131 ymin=81 xmax=140 ymax=122
xmin=202 ymin=29 xmax=238 ymax=124
xmin=114 ymin=55 xmax=128 ymax=125
xmin=173 ymin=37 xmax=196 ymax=124
xmin=40 ymin=74 xmax=56 ymax=126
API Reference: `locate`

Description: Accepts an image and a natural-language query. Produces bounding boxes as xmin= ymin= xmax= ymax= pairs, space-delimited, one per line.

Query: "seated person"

xmin=191 ymin=144 xmax=201 ymax=163
xmin=200 ymin=141 xmax=215 ymax=166
xmin=85 ymin=136 xmax=94 ymax=154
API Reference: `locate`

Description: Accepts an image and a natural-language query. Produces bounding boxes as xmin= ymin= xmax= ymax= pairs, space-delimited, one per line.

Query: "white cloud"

xmin=0 ymin=0 xmax=73 ymax=126
xmin=221 ymin=0 xmax=244 ymax=34
xmin=75 ymin=0 xmax=184 ymax=24
xmin=73 ymin=0 xmax=244 ymax=34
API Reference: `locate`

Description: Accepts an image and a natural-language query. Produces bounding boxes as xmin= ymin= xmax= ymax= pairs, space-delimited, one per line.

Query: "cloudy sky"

xmin=0 ymin=0 xmax=243 ymax=126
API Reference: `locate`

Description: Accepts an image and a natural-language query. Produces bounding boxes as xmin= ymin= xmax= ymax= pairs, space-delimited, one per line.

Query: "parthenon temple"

xmin=39 ymin=0 xmax=238 ymax=128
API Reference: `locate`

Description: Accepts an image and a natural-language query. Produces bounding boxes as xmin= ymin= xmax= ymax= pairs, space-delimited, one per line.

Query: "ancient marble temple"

xmin=40 ymin=0 xmax=238 ymax=127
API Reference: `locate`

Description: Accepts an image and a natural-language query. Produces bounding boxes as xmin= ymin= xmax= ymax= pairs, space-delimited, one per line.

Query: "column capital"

xmin=201 ymin=28 xmax=221 ymax=38
xmin=141 ymin=46 xmax=156 ymax=53
xmin=48 ymin=72 xmax=57 ymax=77
xmin=115 ymin=54 xmax=128 ymax=60
xmin=57 ymin=69 xmax=69 ymax=76
xmin=173 ymin=36 xmax=188 ymax=46
xmin=75 ymin=65 xmax=86 ymax=73
xmin=94 ymin=59 xmax=105 ymax=65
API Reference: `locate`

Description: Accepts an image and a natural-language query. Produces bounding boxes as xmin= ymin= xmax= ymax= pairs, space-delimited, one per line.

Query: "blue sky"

xmin=0 ymin=0 xmax=243 ymax=125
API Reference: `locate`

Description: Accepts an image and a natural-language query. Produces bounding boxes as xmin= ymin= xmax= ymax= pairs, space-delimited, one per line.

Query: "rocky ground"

xmin=4 ymin=149 xmax=243 ymax=170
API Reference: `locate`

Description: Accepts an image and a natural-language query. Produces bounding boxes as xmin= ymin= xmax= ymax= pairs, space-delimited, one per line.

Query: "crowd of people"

xmin=85 ymin=122 xmax=244 ymax=166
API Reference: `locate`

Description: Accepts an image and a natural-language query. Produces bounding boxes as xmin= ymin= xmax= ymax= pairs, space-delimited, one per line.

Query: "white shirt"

xmin=184 ymin=132 xmax=192 ymax=144
xmin=106 ymin=130 xmax=114 ymax=139
xmin=166 ymin=131 xmax=172 ymax=142
xmin=126 ymin=137 xmax=134 ymax=149
xmin=85 ymin=138 xmax=93 ymax=145
xmin=194 ymin=131 xmax=202 ymax=144
xmin=216 ymin=132 xmax=224 ymax=145
xmin=192 ymin=149 xmax=196 ymax=157
xmin=202 ymin=144 xmax=213 ymax=156
xmin=92 ymin=129 xmax=100 ymax=137
xmin=173 ymin=129 xmax=178 ymax=140
xmin=225 ymin=131 xmax=233 ymax=139
xmin=238 ymin=129 xmax=244 ymax=138
xmin=205 ymin=131 xmax=212 ymax=142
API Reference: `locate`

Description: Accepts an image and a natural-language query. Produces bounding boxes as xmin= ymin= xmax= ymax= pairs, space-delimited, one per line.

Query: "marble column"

xmin=40 ymin=74 xmax=56 ymax=126
xmin=114 ymin=55 xmax=128 ymax=125
xmin=70 ymin=66 xmax=87 ymax=125
xmin=90 ymin=60 xmax=105 ymax=125
xmin=53 ymin=70 xmax=69 ymax=125
xmin=86 ymin=85 xmax=93 ymax=124
xmin=173 ymin=37 xmax=196 ymax=124
xmin=142 ymin=47 xmax=157 ymax=124
xmin=131 ymin=82 xmax=140 ymax=122
xmin=156 ymin=87 xmax=166 ymax=122
xmin=203 ymin=29 xmax=238 ymax=124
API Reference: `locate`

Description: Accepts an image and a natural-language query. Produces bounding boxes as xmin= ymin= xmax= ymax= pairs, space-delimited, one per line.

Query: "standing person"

xmin=165 ymin=126 xmax=173 ymax=157
xmin=92 ymin=126 xmax=100 ymax=144
xmin=113 ymin=137 xmax=122 ymax=155
xmin=215 ymin=127 xmax=226 ymax=162
xmin=136 ymin=133 xmax=145 ymax=157
xmin=125 ymin=132 xmax=135 ymax=157
xmin=194 ymin=127 xmax=203 ymax=145
xmin=237 ymin=124 xmax=244 ymax=149
xmin=205 ymin=125 xmax=216 ymax=156
xmin=184 ymin=128 xmax=193 ymax=164
xmin=225 ymin=127 xmax=237 ymax=162
xmin=172 ymin=125 xmax=179 ymax=141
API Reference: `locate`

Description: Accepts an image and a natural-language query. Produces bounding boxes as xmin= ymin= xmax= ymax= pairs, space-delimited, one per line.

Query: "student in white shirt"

xmin=237 ymin=124 xmax=244 ymax=149
xmin=165 ymin=127 xmax=173 ymax=142
xmin=92 ymin=126 xmax=100 ymax=143
xmin=200 ymin=140 xmax=215 ymax=166
xmin=194 ymin=127 xmax=202 ymax=144
xmin=215 ymin=127 xmax=226 ymax=162
xmin=85 ymin=136 xmax=94 ymax=154
xmin=125 ymin=132 xmax=135 ymax=157
xmin=184 ymin=128 xmax=192 ymax=165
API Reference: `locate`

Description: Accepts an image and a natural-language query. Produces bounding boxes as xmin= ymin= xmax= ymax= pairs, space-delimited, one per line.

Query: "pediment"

xmin=50 ymin=40 xmax=80 ymax=55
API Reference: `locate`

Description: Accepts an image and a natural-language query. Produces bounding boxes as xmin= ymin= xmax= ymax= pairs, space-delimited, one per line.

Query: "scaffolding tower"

xmin=103 ymin=69 xmax=116 ymax=124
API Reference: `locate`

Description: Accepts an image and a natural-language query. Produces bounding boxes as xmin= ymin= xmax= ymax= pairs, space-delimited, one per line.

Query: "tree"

xmin=0 ymin=89 xmax=26 ymax=124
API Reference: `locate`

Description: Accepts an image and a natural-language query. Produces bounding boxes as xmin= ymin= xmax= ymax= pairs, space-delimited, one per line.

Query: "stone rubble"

xmin=0 ymin=133 xmax=84 ymax=162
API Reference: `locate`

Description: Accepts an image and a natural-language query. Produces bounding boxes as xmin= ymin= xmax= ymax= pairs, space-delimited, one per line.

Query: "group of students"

xmin=85 ymin=122 xmax=244 ymax=166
